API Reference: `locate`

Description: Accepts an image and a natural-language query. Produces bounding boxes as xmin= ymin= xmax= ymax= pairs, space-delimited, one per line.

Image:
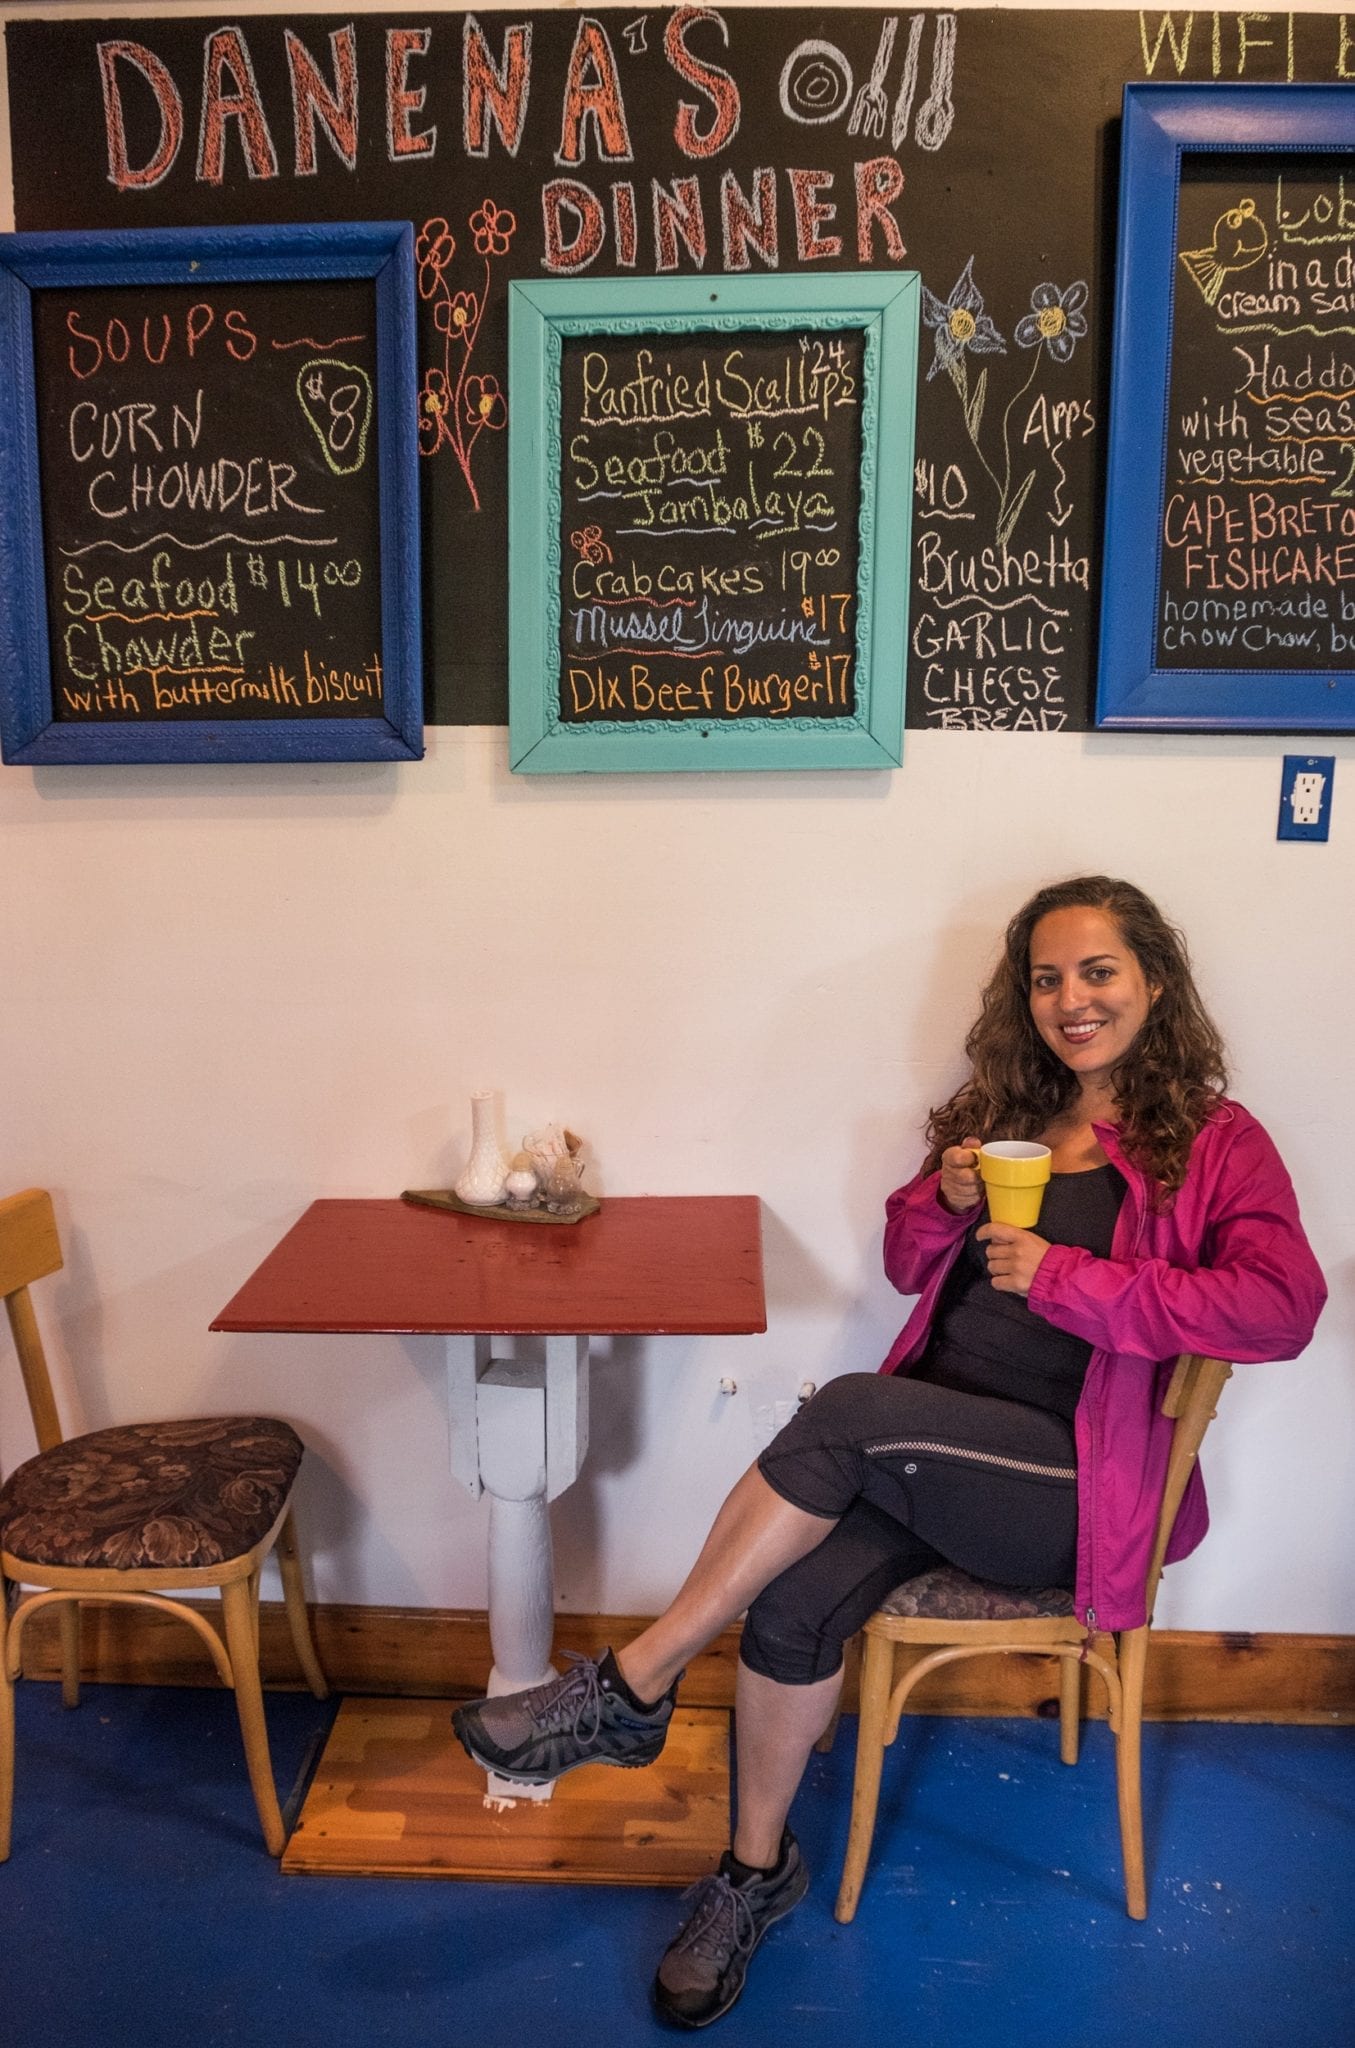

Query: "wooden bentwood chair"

xmin=833 ymin=1352 xmax=1233 ymax=1924
xmin=0 ymin=1189 xmax=329 ymax=1859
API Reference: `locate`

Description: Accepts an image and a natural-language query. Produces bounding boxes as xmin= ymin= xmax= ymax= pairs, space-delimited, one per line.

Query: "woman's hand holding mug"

xmin=975 ymin=1221 xmax=1051 ymax=1297
xmin=938 ymin=1136 xmax=985 ymax=1214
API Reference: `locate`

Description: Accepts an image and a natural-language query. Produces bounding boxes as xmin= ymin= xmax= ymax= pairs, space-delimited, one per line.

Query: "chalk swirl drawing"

xmin=779 ymin=40 xmax=854 ymax=124
xmin=416 ymin=204 xmax=518 ymax=511
xmin=60 ymin=531 xmax=339 ymax=557
xmin=270 ymin=333 xmax=367 ymax=352
xmin=1179 ymin=197 xmax=1268 ymax=307
xmin=297 ymin=358 xmax=372 ymax=476
xmin=921 ymin=261 xmax=1086 ymax=544
xmin=570 ymin=526 xmax=613 ymax=566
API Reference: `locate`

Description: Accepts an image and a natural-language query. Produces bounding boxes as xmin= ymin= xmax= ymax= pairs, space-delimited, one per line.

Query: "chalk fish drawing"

xmin=1178 ymin=198 xmax=1269 ymax=307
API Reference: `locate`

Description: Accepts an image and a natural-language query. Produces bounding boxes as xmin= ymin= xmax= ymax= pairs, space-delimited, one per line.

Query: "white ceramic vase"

xmin=454 ymin=1092 xmax=507 ymax=1206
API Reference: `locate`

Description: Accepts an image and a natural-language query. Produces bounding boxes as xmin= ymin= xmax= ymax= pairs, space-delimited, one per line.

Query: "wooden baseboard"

xmin=16 ymin=1599 xmax=1353 ymax=1722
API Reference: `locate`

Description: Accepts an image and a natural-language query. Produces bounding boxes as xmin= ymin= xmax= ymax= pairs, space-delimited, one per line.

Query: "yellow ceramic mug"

xmin=977 ymin=1141 xmax=1052 ymax=1228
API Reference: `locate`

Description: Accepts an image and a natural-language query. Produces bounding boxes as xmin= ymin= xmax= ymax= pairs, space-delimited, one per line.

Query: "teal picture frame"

xmin=509 ymin=274 xmax=918 ymax=774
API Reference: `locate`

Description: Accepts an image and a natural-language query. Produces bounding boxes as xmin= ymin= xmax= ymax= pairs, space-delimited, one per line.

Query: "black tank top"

xmin=913 ymin=1163 xmax=1126 ymax=1422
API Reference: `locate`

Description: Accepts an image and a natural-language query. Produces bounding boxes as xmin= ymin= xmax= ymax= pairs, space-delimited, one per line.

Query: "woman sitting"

xmin=454 ymin=874 xmax=1325 ymax=2029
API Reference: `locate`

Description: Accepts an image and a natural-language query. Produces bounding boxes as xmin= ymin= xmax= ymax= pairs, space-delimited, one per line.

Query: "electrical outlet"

xmin=1278 ymin=755 xmax=1334 ymax=842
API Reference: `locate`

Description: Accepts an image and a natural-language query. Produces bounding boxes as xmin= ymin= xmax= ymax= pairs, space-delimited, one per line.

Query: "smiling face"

xmin=1028 ymin=905 xmax=1160 ymax=1100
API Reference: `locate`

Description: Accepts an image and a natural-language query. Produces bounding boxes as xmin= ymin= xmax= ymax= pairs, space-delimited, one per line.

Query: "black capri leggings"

xmin=742 ymin=1371 xmax=1079 ymax=1685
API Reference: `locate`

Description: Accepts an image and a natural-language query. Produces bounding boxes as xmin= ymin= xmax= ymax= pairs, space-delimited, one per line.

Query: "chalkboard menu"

xmin=0 ymin=223 xmax=421 ymax=763
xmin=1161 ymin=152 xmax=1355 ymax=674
xmin=1099 ymin=86 xmax=1355 ymax=731
xmin=509 ymin=275 xmax=916 ymax=771
xmin=14 ymin=13 xmax=1355 ymax=735
xmin=558 ymin=328 xmax=862 ymax=726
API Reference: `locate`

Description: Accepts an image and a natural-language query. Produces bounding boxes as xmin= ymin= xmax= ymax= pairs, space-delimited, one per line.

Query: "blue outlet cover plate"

xmin=1277 ymin=756 xmax=1335 ymax=842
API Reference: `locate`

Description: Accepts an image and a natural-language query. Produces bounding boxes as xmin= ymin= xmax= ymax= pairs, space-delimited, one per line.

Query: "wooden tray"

xmin=401 ymin=1187 xmax=601 ymax=1226
xmin=282 ymin=1697 xmax=729 ymax=1883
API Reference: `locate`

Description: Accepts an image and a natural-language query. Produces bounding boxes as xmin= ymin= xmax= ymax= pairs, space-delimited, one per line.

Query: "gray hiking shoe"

xmin=451 ymin=1650 xmax=674 ymax=1785
xmin=652 ymin=1831 xmax=809 ymax=2028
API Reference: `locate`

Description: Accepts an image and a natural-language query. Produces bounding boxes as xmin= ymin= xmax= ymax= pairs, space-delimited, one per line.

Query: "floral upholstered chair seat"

xmin=0 ymin=1417 xmax=304 ymax=1571
xmin=877 ymin=1564 xmax=1075 ymax=1621
xmin=1 ymin=1186 xmax=329 ymax=1862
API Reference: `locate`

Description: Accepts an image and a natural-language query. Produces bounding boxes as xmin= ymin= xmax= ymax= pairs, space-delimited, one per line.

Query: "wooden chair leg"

xmin=1115 ymin=1626 xmax=1150 ymax=1920
xmin=815 ymin=1633 xmax=858 ymax=1755
xmin=834 ymin=1631 xmax=894 ymax=1924
xmin=275 ymin=1509 xmax=329 ymax=1701
xmin=58 ymin=1600 xmax=81 ymax=1710
xmin=0 ymin=1578 xmax=14 ymax=1862
xmin=1058 ymin=1649 xmax=1082 ymax=1766
xmin=220 ymin=1578 xmax=286 ymax=1857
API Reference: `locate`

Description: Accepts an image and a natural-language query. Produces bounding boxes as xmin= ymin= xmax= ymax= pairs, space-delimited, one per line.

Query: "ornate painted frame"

xmin=1098 ymin=84 xmax=1355 ymax=732
xmin=508 ymin=273 xmax=918 ymax=773
xmin=0 ymin=222 xmax=421 ymax=765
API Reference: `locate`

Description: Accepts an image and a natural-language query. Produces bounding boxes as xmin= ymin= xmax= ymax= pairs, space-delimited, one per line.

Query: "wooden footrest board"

xmin=282 ymin=1697 xmax=731 ymax=1884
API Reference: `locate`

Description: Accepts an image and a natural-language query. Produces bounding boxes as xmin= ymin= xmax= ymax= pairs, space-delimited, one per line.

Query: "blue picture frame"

xmin=1098 ymin=85 xmax=1355 ymax=732
xmin=508 ymin=273 xmax=918 ymax=773
xmin=0 ymin=222 xmax=421 ymax=764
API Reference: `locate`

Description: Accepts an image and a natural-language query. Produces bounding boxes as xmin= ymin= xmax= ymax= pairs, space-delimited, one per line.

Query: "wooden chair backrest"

xmin=1141 ymin=1353 xmax=1233 ymax=1625
xmin=0 ymin=1188 xmax=66 ymax=1455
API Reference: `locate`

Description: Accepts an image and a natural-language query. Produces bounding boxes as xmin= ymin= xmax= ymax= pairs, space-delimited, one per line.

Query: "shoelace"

xmin=523 ymin=1651 xmax=606 ymax=1742
xmin=670 ymin=1873 xmax=757 ymax=1963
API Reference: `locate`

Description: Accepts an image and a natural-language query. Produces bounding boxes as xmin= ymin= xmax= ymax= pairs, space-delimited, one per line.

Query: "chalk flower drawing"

xmin=919 ymin=259 xmax=1006 ymax=381
xmin=437 ymin=289 xmax=479 ymax=339
xmin=464 ymin=374 xmax=506 ymax=432
xmin=470 ymin=201 xmax=517 ymax=258
xmin=418 ymin=207 xmax=519 ymax=511
xmin=416 ymin=219 xmax=456 ymax=299
xmin=924 ymin=261 xmax=1087 ymax=545
xmin=419 ymin=367 xmax=452 ymax=456
xmin=1014 ymin=280 xmax=1088 ymax=363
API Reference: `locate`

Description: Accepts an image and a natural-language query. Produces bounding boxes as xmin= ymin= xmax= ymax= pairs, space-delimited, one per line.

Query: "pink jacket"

xmin=879 ymin=1100 xmax=1326 ymax=1631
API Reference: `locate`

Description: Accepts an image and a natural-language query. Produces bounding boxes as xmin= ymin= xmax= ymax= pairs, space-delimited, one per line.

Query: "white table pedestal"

xmin=446 ymin=1332 xmax=591 ymax=1803
xmin=214 ymin=1193 xmax=761 ymax=1881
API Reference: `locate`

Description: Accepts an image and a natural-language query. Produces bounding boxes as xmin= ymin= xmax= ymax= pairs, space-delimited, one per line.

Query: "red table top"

xmin=211 ymin=1195 xmax=766 ymax=1337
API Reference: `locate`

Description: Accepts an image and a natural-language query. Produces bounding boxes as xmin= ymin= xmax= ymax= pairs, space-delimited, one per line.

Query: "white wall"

xmin=1 ymin=2 xmax=1351 ymax=1637
xmin=3 ymin=729 xmax=1350 ymax=1632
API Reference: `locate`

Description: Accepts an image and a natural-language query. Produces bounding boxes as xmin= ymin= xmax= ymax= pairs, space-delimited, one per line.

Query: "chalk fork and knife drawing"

xmin=848 ymin=15 xmax=956 ymax=155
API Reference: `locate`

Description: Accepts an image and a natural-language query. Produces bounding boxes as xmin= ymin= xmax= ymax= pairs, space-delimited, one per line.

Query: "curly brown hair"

xmin=924 ymin=877 xmax=1229 ymax=1194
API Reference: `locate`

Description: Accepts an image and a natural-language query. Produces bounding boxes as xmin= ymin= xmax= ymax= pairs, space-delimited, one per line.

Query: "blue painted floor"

xmin=3 ymin=1682 xmax=1352 ymax=2048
